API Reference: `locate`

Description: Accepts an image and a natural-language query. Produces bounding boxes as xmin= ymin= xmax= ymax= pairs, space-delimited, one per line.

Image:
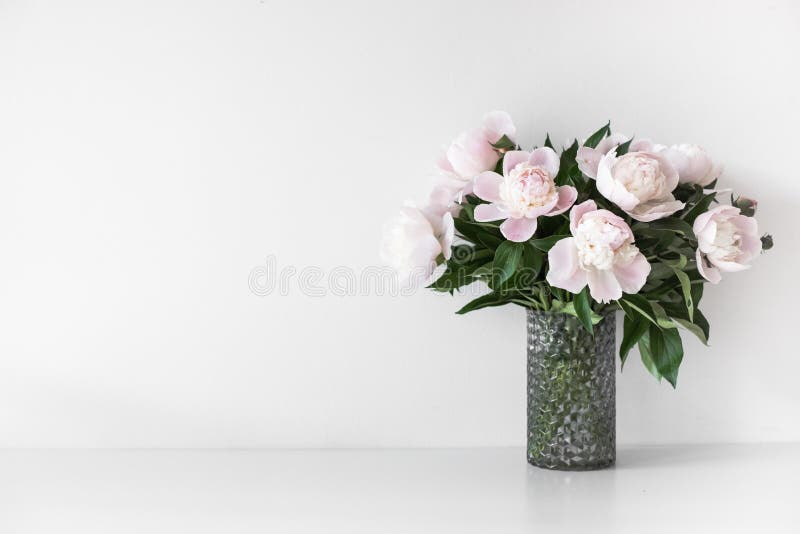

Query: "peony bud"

xmin=732 ymin=195 xmax=758 ymax=217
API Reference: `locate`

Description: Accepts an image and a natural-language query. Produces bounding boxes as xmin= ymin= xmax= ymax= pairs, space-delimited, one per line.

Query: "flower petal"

xmin=576 ymin=146 xmax=602 ymax=179
xmin=708 ymin=257 xmax=752 ymax=273
xmin=447 ymin=128 xmax=499 ymax=178
xmin=626 ymin=198 xmax=684 ymax=222
xmin=569 ymin=199 xmax=598 ymax=234
xmin=474 ymin=203 xmax=507 ymax=222
xmin=440 ymin=212 xmax=455 ymax=260
xmin=502 ymin=150 xmax=530 ymax=177
xmin=613 ymin=252 xmax=651 ymax=294
xmin=595 ymin=152 xmax=640 ymax=211
xmin=548 ymin=186 xmax=578 ymax=216
xmin=529 ymin=147 xmax=560 ymax=177
xmin=482 ymin=111 xmax=516 ymax=144
xmin=524 ymin=195 xmax=559 ymax=219
xmin=650 ymin=151 xmax=680 ymax=192
xmin=587 ymin=269 xmax=623 ymax=303
xmin=696 ymin=220 xmax=717 ymax=254
xmin=473 ymin=171 xmax=503 ymax=202
xmin=630 ymin=139 xmax=665 ymax=152
xmin=595 ymin=133 xmax=630 ymax=154
xmin=546 ymin=238 xmax=588 ymax=293
xmin=500 ymin=217 xmax=538 ymax=242
xmin=697 ymin=249 xmax=722 ymax=284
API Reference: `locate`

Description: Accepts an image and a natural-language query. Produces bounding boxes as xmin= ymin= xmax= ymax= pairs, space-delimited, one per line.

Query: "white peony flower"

xmin=380 ymin=205 xmax=454 ymax=287
xmin=595 ymin=150 xmax=685 ymax=222
xmin=662 ymin=144 xmax=723 ymax=187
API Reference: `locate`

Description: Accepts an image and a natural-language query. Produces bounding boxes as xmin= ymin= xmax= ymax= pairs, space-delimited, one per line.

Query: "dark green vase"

xmin=526 ymin=310 xmax=616 ymax=470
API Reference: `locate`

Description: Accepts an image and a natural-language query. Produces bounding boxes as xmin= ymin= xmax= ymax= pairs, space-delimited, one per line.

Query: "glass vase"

xmin=526 ymin=309 xmax=616 ymax=470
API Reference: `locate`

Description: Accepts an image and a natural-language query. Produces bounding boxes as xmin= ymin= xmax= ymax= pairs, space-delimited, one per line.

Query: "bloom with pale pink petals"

xmin=380 ymin=206 xmax=454 ymax=286
xmin=595 ymin=150 xmax=684 ymax=222
xmin=436 ymin=111 xmax=517 ymax=197
xmin=693 ymin=205 xmax=761 ymax=284
xmin=576 ymin=133 xmax=628 ymax=179
xmin=472 ymin=148 xmax=577 ymax=242
xmin=576 ymin=134 xmax=660 ymax=179
xmin=662 ymin=144 xmax=722 ymax=187
xmin=546 ymin=200 xmax=651 ymax=303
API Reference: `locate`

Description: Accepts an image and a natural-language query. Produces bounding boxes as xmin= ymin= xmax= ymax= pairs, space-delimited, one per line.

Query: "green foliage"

xmin=530 ymin=234 xmax=570 ymax=252
xmin=573 ymin=287 xmax=595 ymax=335
xmin=620 ymin=311 xmax=649 ymax=367
xmin=646 ymin=324 xmax=684 ymax=388
xmin=492 ymin=241 xmax=523 ymax=285
xmin=455 ymin=292 xmax=507 ymax=315
xmin=584 ymin=122 xmax=610 ymax=149
xmin=554 ymin=140 xmax=580 ymax=187
xmin=615 ymin=137 xmax=633 ymax=156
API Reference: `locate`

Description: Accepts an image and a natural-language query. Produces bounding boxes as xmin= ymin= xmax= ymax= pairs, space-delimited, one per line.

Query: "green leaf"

xmin=694 ymin=308 xmax=710 ymax=341
xmin=664 ymin=255 xmax=693 ymax=321
xmin=561 ymin=139 xmax=579 ymax=160
xmin=649 ymin=301 xmax=678 ymax=329
xmin=471 ymin=262 xmax=494 ymax=279
xmin=647 ymin=325 xmax=684 ymax=388
xmin=453 ymin=217 xmax=481 ymax=243
xmin=544 ymin=134 xmax=554 ymax=149
xmin=476 ymin=231 xmax=503 ymax=250
xmin=647 ymin=262 xmax=674 ymax=282
xmin=661 ymin=302 xmax=710 ymax=344
xmin=459 ymin=203 xmax=475 ymax=220
xmin=672 ymin=266 xmax=694 ymax=322
xmin=490 ymin=135 xmax=515 ymax=150
xmin=492 ymin=241 xmax=523 ymax=285
xmin=619 ymin=295 xmax=659 ymax=327
xmin=583 ymin=122 xmax=610 ymax=149
xmin=427 ymin=246 xmax=494 ymax=293
xmin=530 ymin=234 xmax=569 ymax=252
xmin=672 ymin=317 xmax=708 ymax=345
xmin=638 ymin=330 xmax=662 ymax=381
xmin=682 ymin=192 xmax=717 ymax=224
xmin=615 ymin=137 xmax=633 ymax=156
xmin=555 ymin=140 xmax=580 ymax=186
xmin=518 ymin=243 xmax=543 ymax=283
xmin=554 ymin=300 xmax=604 ymax=323
xmin=691 ymin=282 xmax=704 ymax=308
xmin=573 ymin=287 xmax=594 ymax=335
xmin=455 ymin=292 xmax=507 ymax=315
xmin=620 ymin=311 xmax=649 ymax=367
xmin=645 ymin=218 xmax=696 ymax=238
xmin=499 ymin=245 xmax=543 ymax=293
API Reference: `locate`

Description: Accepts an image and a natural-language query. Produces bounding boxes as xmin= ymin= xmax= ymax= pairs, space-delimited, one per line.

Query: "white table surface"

xmin=1 ymin=444 xmax=797 ymax=533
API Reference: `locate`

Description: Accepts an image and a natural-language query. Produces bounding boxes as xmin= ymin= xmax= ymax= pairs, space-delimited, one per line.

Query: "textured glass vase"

xmin=526 ymin=310 xmax=616 ymax=470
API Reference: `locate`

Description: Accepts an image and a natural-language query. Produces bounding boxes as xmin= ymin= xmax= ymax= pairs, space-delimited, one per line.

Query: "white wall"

xmin=0 ymin=0 xmax=797 ymax=447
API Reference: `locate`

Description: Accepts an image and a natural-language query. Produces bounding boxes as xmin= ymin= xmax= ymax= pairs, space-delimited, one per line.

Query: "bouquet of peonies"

xmin=381 ymin=112 xmax=772 ymax=386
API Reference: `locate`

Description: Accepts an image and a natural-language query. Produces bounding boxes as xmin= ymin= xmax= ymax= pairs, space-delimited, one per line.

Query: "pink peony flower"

xmin=472 ymin=148 xmax=577 ymax=242
xmin=546 ymin=200 xmax=651 ymax=303
xmin=693 ymin=205 xmax=761 ymax=284
xmin=576 ymin=133 xmax=628 ymax=179
xmin=662 ymin=144 xmax=723 ymax=187
xmin=595 ymin=150 xmax=685 ymax=222
xmin=380 ymin=206 xmax=454 ymax=286
xmin=576 ymin=134 xmax=659 ymax=179
xmin=436 ymin=111 xmax=517 ymax=197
